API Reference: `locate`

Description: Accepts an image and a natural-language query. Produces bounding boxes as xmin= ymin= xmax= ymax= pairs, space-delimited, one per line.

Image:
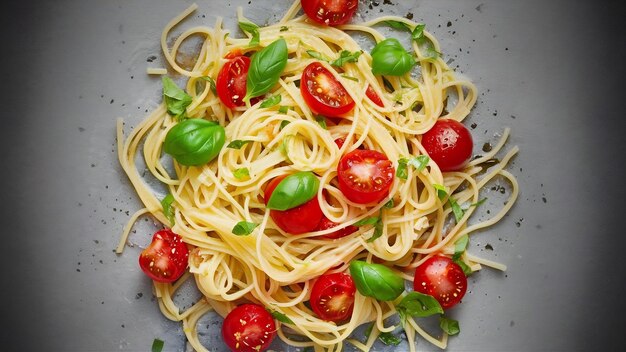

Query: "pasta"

xmin=116 ymin=1 xmax=519 ymax=351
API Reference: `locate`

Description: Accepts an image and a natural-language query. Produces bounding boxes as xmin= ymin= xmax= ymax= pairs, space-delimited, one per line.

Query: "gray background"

xmin=1 ymin=0 xmax=625 ymax=351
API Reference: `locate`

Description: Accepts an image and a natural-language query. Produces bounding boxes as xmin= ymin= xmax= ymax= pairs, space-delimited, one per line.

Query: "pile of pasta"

xmin=116 ymin=2 xmax=518 ymax=351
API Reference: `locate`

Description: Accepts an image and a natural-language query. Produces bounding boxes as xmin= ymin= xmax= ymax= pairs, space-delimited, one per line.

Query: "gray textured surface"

xmin=1 ymin=0 xmax=625 ymax=351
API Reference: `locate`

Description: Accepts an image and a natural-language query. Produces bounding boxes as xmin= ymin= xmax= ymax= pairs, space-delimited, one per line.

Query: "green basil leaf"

xmin=354 ymin=217 xmax=380 ymax=226
xmin=383 ymin=198 xmax=394 ymax=209
xmin=349 ymin=260 xmax=405 ymax=301
xmin=244 ymin=38 xmax=288 ymax=102
xmin=268 ymin=309 xmax=294 ymax=324
xmin=279 ymin=119 xmax=290 ymax=129
xmin=439 ymin=316 xmax=460 ymax=335
xmin=160 ymin=194 xmax=175 ymax=226
xmin=280 ymin=26 xmax=289 ymax=32
xmin=412 ymin=24 xmax=426 ymax=41
xmin=315 ymin=116 xmax=327 ymax=129
xmin=200 ymin=76 xmax=217 ymax=94
xmin=232 ymin=221 xmax=258 ymax=236
xmin=227 ymin=140 xmax=253 ymax=149
xmin=425 ymin=47 xmax=442 ymax=60
xmin=266 ymin=171 xmax=320 ymax=211
xmin=238 ymin=20 xmax=260 ymax=47
xmin=162 ymin=77 xmax=192 ymax=118
xmin=470 ymin=197 xmax=487 ymax=207
xmin=341 ymin=75 xmax=359 ymax=82
xmin=163 ymin=119 xmax=225 ymax=166
xmin=378 ymin=331 xmax=402 ymax=346
xmin=367 ymin=219 xmax=384 ymax=243
xmin=331 ymin=50 xmax=362 ymax=67
xmin=151 ymin=339 xmax=164 ymax=352
xmin=453 ymin=235 xmax=469 ymax=260
xmin=397 ymin=158 xmax=408 ymax=180
xmin=449 ymin=197 xmax=464 ymax=223
xmin=233 ymin=167 xmax=250 ymax=180
xmin=407 ymin=155 xmax=430 ymax=172
xmin=259 ymin=94 xmax=282 ymax=108
xmin=433 ymin=184 xmax=447 ymax=200
xmin=306 ymin=50 xmax=329 ymax=61
xmin=396 ymin=291 xmax=443 ymax=319
xmin=384 ymin=20 xmax=412 ymax=31
xmin=454 ymin=258 xmax=473 ymax=276
xmin=371 ymin=38 xmax=416 ymax=76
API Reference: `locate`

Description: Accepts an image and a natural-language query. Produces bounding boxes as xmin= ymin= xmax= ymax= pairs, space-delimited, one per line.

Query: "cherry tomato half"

xmin=222 ymin=304 xmax=276 ymax=352
xmin=317 ymin=217 xmax=358 ymax=239
xmin=216 ymin=55 xmax=253 ymax=109
xmin=310 ymin=272 xmax=356 ymax=322
xmin=301 ymin=0 xmax=358 ymax=26
xmin=421 ymin=119 xmax=473 ymax=172
xmin=264 ymin=175 xmax=323 ymax=234
xmin=365 ymin=85 xmax=384 ymax=107
xmin=139 ymin=229 xmax=189 ymax=283
xmin=413 ymin=255 xmax=468 ymax=309
xmin=301 ymin=62 xmax=355 ymax=118
xmin=337 ymin=149 xmax=395 ymax=204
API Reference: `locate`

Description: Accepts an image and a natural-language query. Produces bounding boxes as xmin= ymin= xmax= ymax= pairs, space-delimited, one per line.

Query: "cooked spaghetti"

xmin=116 ymin=2 xmax=519 ymax=351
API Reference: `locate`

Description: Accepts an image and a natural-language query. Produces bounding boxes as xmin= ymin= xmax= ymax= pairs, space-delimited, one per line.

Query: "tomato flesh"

xmin=317 ymin=217 xmax=358 ymax=239
xmin=301 ymin=62 xmax=355 ymax=117
xmin=413 ymin=255 xmax=468 ymax=309
xmin=421 ymin=119 xmax=473 ymax=172
xmin=138 ymin=229 xmax=189 ymax=283
xmin=301 ymin=0 xmax=358 ymax=26
xmin=337 ymin=149 xmax=394 ymax=204
xmin=264 ymin=175 xmax=323 ymax=234
xmin=216 ymin=55 xmax=258 ymax=108
xmin=365 ymin=85 xmax=384 ymax=107
xmin=310 ymin=273 xmax=356 ymax=322
xmin=222 ymin=304 xmax=276 ymax=352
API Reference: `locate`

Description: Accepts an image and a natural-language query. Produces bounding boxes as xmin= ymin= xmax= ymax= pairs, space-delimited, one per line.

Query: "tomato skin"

xmin=264 ymin=175 xmax=323 ymax=234
xmin=301 ymin=0 xmax=358 ymax=26
xmin=138 ymin=229 xmax=189 ymax=283
xmin=301 ymin=62 xmax=355 ymax=118
xmin=334 ymin=137 xmax=346 ymax=149
xmin=317 ymin=217 xmax=358 ymax=239
xmin=365 ymin=85 xmax=384 ymax=107
xmin=216 ymin=55 xmax=252 ymax=109
xmin=413 ymin=255 xmax=468 ymax=309
xmin=222 ymin=304 xmax=276 ymax=352
xmin=310 ymin=273 xmax=356 ymax=322
xmin=421 ymin=119 xmax=473 ymax=172
xmin=337 ymin=149 xmax=395 ymax=204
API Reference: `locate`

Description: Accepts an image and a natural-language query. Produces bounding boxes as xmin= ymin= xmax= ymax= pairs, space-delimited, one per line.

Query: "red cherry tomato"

xmin=301 ymin=0 xmax=358 ymax=26
xmin=301 ymin=62 xmax=355 ymax=117
xmin=216 ymin=55 xmax=253 ymax=109
xmin=222 ymin=304 xmax=276 ymax=352
xmin=413 ymin=255 xmax=468 ymax=309
xmin=138 ymin=229 xmax=189 ymax=283
xmin=365 ymin=85 xmax=384 ymax=107
xmin=337 ymin=149 xmax=395 ymax=204
xmin=334 ymin=137 xmax=346 ymax=149
xmin=264 ymin=175 xmax=323 ymax=234
xmin=421 ymin=119 xmax=473 ymax=172
xmin=310 ymin=273 xmax=356 ymax=322
xmin=317 ymin=217 xmax=358 ymax=239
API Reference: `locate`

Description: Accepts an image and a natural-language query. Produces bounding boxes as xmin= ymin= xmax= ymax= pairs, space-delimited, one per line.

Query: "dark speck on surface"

xmin=78 ymin=127 xmax=85 ymax=132
xmin=470 ymin=123 xmax=477 ymax=129
xmin=485 ymin=244 xmax=493 ymax=251
xmin=110 ymin=99 xmax=114 ymax=104
xmin=383 ymin=0 xmax=393 ymax=4
xmin=405 ymin=12 xmax=414 ymax=20
xmin=146 ymin=55 xmax=157 ymax=62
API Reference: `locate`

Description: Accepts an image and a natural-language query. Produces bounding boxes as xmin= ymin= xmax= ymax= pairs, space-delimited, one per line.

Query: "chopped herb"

xmin=397 ymin=155 xmax=429 ymax=180
xmin=454 ymin=258 xmax=473 ymax=276
xmin=279 ymin=26 xmax=289 ymax=32
xmin=279 ymin=119 xmax=290 ymax=129
xmin=227 ymin=140 xmax=253 ymax=149
xmin=268 ymin=309 xmax=294 ymax=324
xmin=384 ymin=20 xmax=412 ymax=31
xmin=238 ymin=20 xmax=260 ymax=47
xmin=162 ymin=76 xmax=192 ymax=120
xmin=383 ymin=198 xmax=395 ymax=209
xmin=354 ymin=217 xmax=380 ymax=226
xmin=331 ymin=50 xmax=362 ymax=67
xmin=469 ymin=198 xmax=487 ymax=208
xmin=439 ymin=316 xmax=460 ymax=335
xmin=278 ymin=105 xmax=290 ymax=114
xmin=397 ymin=159 xmax=409 ymax=180
xmin=396 ymin=292 xmax=444 ymax=322
xmin=378 ymin=331 xmax=402 ymax=346
xmin=151 ymin=339 xmax=164 ymax=352
xmin=232 ymin=221 xmax=258 ymax=236
xmin=411 ymin=24 xmax=426 ymax=41
xmin=233 ymin=167 xmax=250 ymax=180
xmin=453 ymin=235 xmax=469 ymax=260
xmin=448 ymin=197 xmax=464 ymax=222
xmin=260 ymin=94 xmax=282 ymax=108
xmin=433 ymin=184 xmax=447 ymax=200
xmin=367 ymin=219 xmax=384 ymax=243
xmin=341 ymin=74 xmax=359 ymax=82
xmin=315 ymin=116 xmax=327 ymax=129
xmin=160 ymin=194 xmax=175 ymax=226
xmin=200 ymin=76 xmax=217 ymax=94
xmin=306 ymin=50 xmax=329 ymax=61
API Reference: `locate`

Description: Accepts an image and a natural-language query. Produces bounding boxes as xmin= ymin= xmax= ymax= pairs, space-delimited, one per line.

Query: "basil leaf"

xmin=397 ymin=158 xmax=408 ymax=180
xmin=470 ymin=197 xmax=487 ymax=207
xmin=378 ymin=332 xmax=402 ymax=346
xmin=238 ymin=20 xmax=260 ymax=47
xmin=260 ymin=94 xmax=282 ymax=108
xmin=234 ymin=167 xmax=250 ymax=180
xmin=162 ymin=77 xmax=192 ymax=119
xmin=383 ymin=198 xmax=394 ymax=209
xmin=232 ymin=221 xmax=258 ymax=236
xmin=454 ymin=258 xmax=473 ymax=276
xmin=227 ymin=140 xmax=253 ymax=149
xmin=331 ymin=50 xmax=362 ymax=67
xmin=278 ymin=106 xmax=290 ymax=114
xmin=163 ymin=119 xmax=225 ymax=166
xmin=453 ymin=235 xmax=469 ymax=260
xmin=349 ymin=261 xmax=405 ymax=301
xmin=315 ymin=116 xmax=327 ymax=129
xmin=412 ymin=24 xmax=426 ymax=41
xmin=151 ymin=339 xmax=164 ymax=352
xmin=268 ymin=309 xmax=294 ymax=324
xmin=449 ymin=197 xmax=464 ymax=222
xmin=160 ymin=194 xmax=175 ymax=226
xmin=371 ymin=38 xmax=416 ymax=76
xmin=384 ymin=20 xmax=412 ymax=32
xmin=244 ymin=38 xmax=288 ymax=102
xmin=396 ymin=292 xmax=443 ymax=320
xmin=266 ymin=171 xmax=320 ymax=211
xmin=439 ymin=316 xmax=460 ymax=335
xmin=407 ymin=155 xmax=429 ymax=172
xmin=433 ymin=184 xmax=447 ymax=200
xmin=341 ymin=75 xmax=359 ymax=82
xmin=354 ymin=217 xmax=379 ymax=226
xmin=367 ymin=219 xmax=384 ymax=243
xmin=306 ymin=50 xmax=329 ymax=61
xmin=200 ymin=76 xmax=217 ymax=94
xmin=279 ymin=119 xmax=290 ymax=129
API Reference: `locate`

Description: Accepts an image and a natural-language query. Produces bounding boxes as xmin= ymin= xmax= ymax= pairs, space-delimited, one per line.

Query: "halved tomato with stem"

xmin=301 ymin=0 xmax=358 ymax=26
xmin=138 ymin=229 xmax=189 ymax=283
xmin=310 ymin=272 xmax=356 ymax=322
xmin=301 ymin=62 xmax=355 ymax=117
xmin=337 ymin=149 xmax=395 ymax=204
